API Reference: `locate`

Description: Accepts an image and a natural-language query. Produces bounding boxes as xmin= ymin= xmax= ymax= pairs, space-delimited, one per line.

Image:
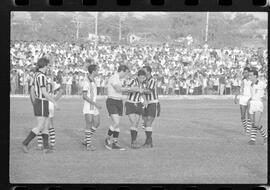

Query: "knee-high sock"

xmin=37 ymin=132 xmax=43 ymax=147
xmin=49 ymin=127 xmax=55 ymax=147
xmin=250 ymin=125 xmax=257 ymax=142
xmin=258 ymin=125 xmax=267 ymax=138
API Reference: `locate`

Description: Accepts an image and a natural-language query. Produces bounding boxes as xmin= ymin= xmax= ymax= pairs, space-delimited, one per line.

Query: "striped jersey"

xmin=145 ymin=76 xmax=159 ymax=103
xmin=127 ymin=78 xmax=144 ymax=103
xmin=33 ymin=71 xmax=48 ymax=100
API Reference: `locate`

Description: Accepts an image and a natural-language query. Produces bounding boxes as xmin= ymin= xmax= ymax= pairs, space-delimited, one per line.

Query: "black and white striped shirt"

xmin=127 ymin=78 xmax=143 ymax=103
xmin=145 ymin=76 xmax=159 ymax=103
xmin=33 ymin=71 xmax=48 ymax=100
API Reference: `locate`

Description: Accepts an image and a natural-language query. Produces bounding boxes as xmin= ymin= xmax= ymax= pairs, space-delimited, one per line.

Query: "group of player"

xmin=21 ymin=57 xmax=267 ymax=154
xmin=22 ymin=57 xmax=161 ymax=153
xmin=234 ymin=67 xmax=267 ymax=145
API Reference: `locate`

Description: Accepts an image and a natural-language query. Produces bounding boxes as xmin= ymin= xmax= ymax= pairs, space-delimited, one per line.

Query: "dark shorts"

xmin=125 ymin=102 xmax=144 ymax=115
xmin=143 ymin=102 xmax=161 ymax=118
xmin=213 ymin=85 xmax=218 ymax=91
xmin=33 ymin=99 xmax=49 ymax=117
xmin=106 ymin=98 xmax=123 ymax=116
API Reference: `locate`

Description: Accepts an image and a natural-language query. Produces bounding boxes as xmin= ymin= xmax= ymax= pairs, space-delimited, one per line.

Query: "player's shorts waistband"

xmin=147 ymin=100 xmax=159 ymax=104
xmin=35 ymin=98 xmax=48 ymax=101
xmin=126 ymin=100 xmax=141 ymax=104
xmin=107 ymin=96 xmax=122 ymax=101
xmin=251 ymin=99 xmax=263 ymax=102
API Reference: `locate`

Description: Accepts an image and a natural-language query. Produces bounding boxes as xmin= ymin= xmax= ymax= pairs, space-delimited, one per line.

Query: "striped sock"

xmin=241 ymin=119 xmax=247 ymax=131
xmin=250 ymin=125 xmax=258 ymax=142
xmin=258 ymin=125 xmax=267 ymax=138
xmin=85 ymin=130 xmax=92 ymax=147
xmin=49 ymin=127 xmax=55 ymax=147
xmin=246 ymin=119 xmax=252 ymax=133
xmin=37 ymin=133 xmax=43 ymax=148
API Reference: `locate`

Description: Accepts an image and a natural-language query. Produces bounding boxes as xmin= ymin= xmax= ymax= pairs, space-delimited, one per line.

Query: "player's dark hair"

xmin=117 ymin=65 xmax=129 ymax=73
xmin=36 ymin=58 xmax=49 ymax=69
xmin=243 ymin=67 xmax=250 ymax=72
xmin=250 ymin=69 xmax=258 ymax=77
xmin=137 ymin=69 xmax=146 ymax=76
xmin=143 ymin=66 xmax=152 ymax=74
xmin=87 ymin=64 xmax=97 ymax=74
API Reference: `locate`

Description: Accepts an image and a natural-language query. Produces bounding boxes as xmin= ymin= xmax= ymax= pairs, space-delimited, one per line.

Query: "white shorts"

xmin=49 ymin=101 xmax=54 ymax=118
xmin=239 ymin=95 xmax=251 ymax=106
xmin=83 ymin=106 xmax=99 ymax=116
xmin=249 ymin=100 xmax=263 ymax=114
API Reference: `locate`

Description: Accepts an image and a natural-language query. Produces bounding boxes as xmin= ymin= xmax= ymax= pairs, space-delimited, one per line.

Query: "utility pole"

xmin=95 ymin=12 xmax=98 ymax=49
xmin=72 ymin=14 xmax=81 ymax=41
xmin=205 ymin=12 xmax=209 ymax=43
xmin=119 ymin=14 xmax=122 ymax=42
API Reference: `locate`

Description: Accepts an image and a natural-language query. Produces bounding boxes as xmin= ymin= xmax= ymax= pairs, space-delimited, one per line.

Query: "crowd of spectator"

xmin=10 ymin=41 xmax=268 ymax=96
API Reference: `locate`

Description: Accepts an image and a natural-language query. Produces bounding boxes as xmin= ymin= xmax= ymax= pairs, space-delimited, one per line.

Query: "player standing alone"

xmin=247 ymin=69 xmax=267 ymax=145
xmin=234 ymin=67 xmax=252 ymax=134
xmin=82 ymin=64 xmax=102 ymax=151
xmin=22 ymin=58 xmax=59 ymax=153
xmin=141 ymin=66 xmax=161 ymax=148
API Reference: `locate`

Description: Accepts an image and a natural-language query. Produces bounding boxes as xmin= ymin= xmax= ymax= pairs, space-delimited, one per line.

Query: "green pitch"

xmin=10 ymin=97 xmax=267 ymax=183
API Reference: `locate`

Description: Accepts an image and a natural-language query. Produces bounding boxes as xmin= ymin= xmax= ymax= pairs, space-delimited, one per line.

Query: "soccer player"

xmin=36 ymin=72 xmax=63 ymax=151
xmin=141 ymin=66 xmax=161 ymax=148
xmin=82 ymin=64 xmax=102 ymax=151
xmin=234 ymin=67 xmax=252 ymax=134
xmin=125 ymin=69 xmax=147 ymax=149
xmin=22 ymin=58 xmax=59 ymax=153
xmin=104 ymin=65 xmax=140 ymax=150
xmin=247 ymin=69 xmax=267 ymax=145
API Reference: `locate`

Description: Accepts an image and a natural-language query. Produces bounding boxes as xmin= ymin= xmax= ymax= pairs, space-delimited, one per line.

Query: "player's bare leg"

xmin=128 ymin=113 xmax=141 ymax=149
xmin=240 ymin=105 xmax=248 ymax=134
xmin=48 ymin=118 xmax=56 ymax=150
xmin=142 ymin=116 xmax=155 ymax=148
xmin=22 ymin=117 xmax=47 ymax=153
xmin=87 ymin=114 xmax=100 ymax=150
xmin=84 ymin=114 xmax=96 ymax=151
xmin=248 ymin=112 xmax=263 ymax=145
xmin=41 ymin=118 xmax=53 ymax=153
xmin=253 ymin=111 xmax=267 ymax=145
xmin=106 ymin=114 xmax=125 ymax=150
xmin=141 ymin=116 xmax=146 ymax=129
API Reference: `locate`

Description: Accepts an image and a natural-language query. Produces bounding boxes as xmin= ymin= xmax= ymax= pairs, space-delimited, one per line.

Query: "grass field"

xmin=10 ymin=97 xmax=268 ymax=184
